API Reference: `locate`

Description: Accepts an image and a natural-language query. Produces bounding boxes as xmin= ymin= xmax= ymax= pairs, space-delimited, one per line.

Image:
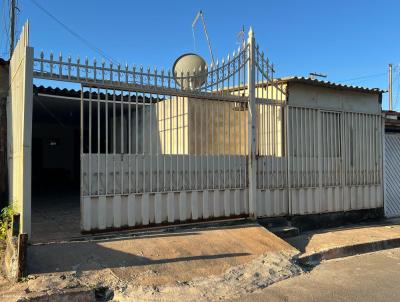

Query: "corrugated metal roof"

xmin=278 ymin=76 xmax=384 ymax=94
xmin=0 ymin=58 xmax=9 ymax=66
xmin=33 ymin=85 xmax=155 ymax=102
xmin=34 ymin=85 xmax=82 ymax=98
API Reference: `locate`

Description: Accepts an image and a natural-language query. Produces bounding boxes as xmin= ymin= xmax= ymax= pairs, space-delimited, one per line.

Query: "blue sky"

xmin=0 ymin=0 xmax=399 ymax=109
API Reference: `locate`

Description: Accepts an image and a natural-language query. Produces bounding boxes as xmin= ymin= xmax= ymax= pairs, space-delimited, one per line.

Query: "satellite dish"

xmin=173 ymin=53 xmax=207 ymax=90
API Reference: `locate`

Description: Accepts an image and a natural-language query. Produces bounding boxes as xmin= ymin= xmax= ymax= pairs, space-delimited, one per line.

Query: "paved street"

xmin=233 ymin=248 xmax=400 ymax=302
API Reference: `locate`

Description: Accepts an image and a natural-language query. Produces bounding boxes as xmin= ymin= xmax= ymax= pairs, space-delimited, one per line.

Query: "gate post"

xmin=247 ymin=28 xmax=257 ymax=218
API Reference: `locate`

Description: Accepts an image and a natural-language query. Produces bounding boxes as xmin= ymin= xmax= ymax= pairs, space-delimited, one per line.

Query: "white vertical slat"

xmin=213 ymin=190 xmax=221 ymax=217
xmin=82 ymin=196 xmax=91 ymax=231
xmin=179 ymin=191 xmax=187 ymax=221
xmin=127 ymin=194 xmax=136 ymax=226
xmin=234 ymin=189 xmax=241 ymax=215
xmin=191 ymin=191 xmax=199 ymax=220
xmin=142 ymin=193 xmax=150 ymax=225
xmin=98 ymin=195 xmax=107 ymax=230
xmin=167 ymin=192 xmax=175 ymax=222
xmin=224 ymin=190 xmax=231 ymax=216
xmin=202 ymin=190 xmax=210 ymax=219
xmin=155 ymin=193 xmax=162 ymax=224
xmin=113 ymin=195 xmax=122 ymax=228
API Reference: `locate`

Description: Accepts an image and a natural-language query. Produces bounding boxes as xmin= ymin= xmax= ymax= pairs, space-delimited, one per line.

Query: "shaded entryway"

xmin=31 ymin=88 xmax=81 ymax=242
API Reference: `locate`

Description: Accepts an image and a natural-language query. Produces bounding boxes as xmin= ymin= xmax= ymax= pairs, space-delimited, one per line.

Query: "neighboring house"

xmin=383 ymin=110 xmax=400 ymax=218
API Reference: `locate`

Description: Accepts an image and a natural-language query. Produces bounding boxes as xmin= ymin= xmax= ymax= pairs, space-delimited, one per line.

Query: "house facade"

xmin=6 ymin=23 xmax=384 ymax=242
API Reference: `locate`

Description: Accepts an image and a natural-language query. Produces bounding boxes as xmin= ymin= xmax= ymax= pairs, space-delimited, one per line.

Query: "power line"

xmin=30 ymin=0 xmax=118 ymax=64
xmin=336 ymin=72 xmax=387 ymax=84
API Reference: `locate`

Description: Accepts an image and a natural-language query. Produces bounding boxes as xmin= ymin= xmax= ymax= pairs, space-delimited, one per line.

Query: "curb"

xmin=297 ymin=237 xmax=400 ymax=266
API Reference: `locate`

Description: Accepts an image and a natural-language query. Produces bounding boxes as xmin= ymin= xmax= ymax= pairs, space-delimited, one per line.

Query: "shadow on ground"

xmin=27 ymin=224 xmax=274 ymax=275
xmin=28 ymin=239 xmax=250 ymax=274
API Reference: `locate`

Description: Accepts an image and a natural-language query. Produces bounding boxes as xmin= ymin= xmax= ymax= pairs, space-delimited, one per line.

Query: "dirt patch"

xmin=28 ymin=223 xmax=296 ymax=287
xmin=112 ymin=251 xmax=302 ymax=301
xmin=1 ymin=223 xmax=303 ymax=301
xmin=0 ymin=250 xmax=302 ymax=301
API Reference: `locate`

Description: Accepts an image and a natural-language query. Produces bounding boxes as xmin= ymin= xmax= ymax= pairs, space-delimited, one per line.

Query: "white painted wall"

xmin=288 ymin=82 xmax=381 ymax=114
xmin=8 ymin=23 xmax=33 ymax=236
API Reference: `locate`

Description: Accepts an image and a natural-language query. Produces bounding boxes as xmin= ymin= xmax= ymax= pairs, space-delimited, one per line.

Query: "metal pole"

xmin=247 ymin=27 xmax=257 ymax=218
xmin=9 ymin=0 xmax=16 ymax=58
xmin=389 ymin=63 xmax=393 ymax=111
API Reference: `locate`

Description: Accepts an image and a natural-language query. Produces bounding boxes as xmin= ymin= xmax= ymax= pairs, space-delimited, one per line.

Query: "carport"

xmin=31 ymin=86 xmax=81 ymax=242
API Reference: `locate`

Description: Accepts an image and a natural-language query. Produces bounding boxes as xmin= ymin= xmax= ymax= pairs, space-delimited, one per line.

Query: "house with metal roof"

xmin=4 ymin=24 xmax=385 ymax=243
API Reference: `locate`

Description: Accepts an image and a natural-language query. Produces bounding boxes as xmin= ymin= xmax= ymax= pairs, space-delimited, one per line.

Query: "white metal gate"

xmin=384 ymin=133 xmax=400 ymax=217
xmin=29 ymin=27 xmax=384 ymax=232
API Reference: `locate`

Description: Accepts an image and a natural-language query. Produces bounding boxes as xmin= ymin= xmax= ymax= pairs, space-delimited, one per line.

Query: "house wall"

xmin=155 ymin=97 xmax=189 ymax=154
xmin=113 ymin=105 xmax=162 ymax=154
xmin=153 ymin=96 xmax=283 ymax=157
xmin=284 ymin=83 xmax=383 ymax=216
xmin=81 ymin=82 xmax=384 ymax=231
xmin=287 ymin=82 xmax=381 ymax=114
xmin=7 ymin=23 xmax=33 ymax=236
xmin=188 ymin=98 xmax=248 ymax=155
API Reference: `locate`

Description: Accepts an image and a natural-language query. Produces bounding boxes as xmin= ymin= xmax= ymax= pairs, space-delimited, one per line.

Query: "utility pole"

xmin=389 ymin=63 xmax=393 ymax=111
xmin=9 ymin=0 xmax=16 ymax=58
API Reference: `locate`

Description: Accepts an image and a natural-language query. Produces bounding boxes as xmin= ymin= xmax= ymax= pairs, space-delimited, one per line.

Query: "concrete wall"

xmin=8 ymin=23 xmax=33 ymax=236
xmin=114 ymin=105 xmax=162 ymax=155
xmin=155 ymin=97 xmax=188 ymax=154
xmin=287 ymin=83 xmax=381 ymax=114
xmin=154 ymin=96 xmax=283 ymax=157
xmin=188 ymin=98 xmax=248 ymax=155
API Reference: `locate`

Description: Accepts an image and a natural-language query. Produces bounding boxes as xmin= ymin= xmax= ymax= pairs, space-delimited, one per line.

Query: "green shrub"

xmin=0 ymin=205 xmax=14 ymax=240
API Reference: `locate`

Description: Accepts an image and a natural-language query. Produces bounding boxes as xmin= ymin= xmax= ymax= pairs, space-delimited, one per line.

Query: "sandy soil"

xmin=0 ymin=223 xmax=303 ymax=301
xmin=113 ymin=251 xmax=302 ymax=301
xmin=0 ymin=250 xmax=302 ymax=301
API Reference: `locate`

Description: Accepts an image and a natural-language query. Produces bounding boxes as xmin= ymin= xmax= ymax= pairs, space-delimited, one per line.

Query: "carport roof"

xmin=33 ymin=85 xmax=156 ymax=102
xmin=277 ymin=76 xmax=384 ymax=94
xmin=0 ymin=58 xmax=9 ymax=65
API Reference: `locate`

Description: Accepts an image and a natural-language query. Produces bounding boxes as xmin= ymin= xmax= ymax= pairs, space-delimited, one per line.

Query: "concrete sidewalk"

xmin=231 ymin=248 xmax=400 ymax=302
xmin=287 ymin=218 xmax=400 ymax=263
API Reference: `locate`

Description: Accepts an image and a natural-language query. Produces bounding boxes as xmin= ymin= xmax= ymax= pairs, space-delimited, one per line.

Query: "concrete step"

xmin=268 ymin=226 xmax=300 ymax=239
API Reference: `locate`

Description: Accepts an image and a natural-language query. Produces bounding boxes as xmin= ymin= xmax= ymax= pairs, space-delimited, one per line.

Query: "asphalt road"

xmin=233 ymin=248 xmax=400 ymax=302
